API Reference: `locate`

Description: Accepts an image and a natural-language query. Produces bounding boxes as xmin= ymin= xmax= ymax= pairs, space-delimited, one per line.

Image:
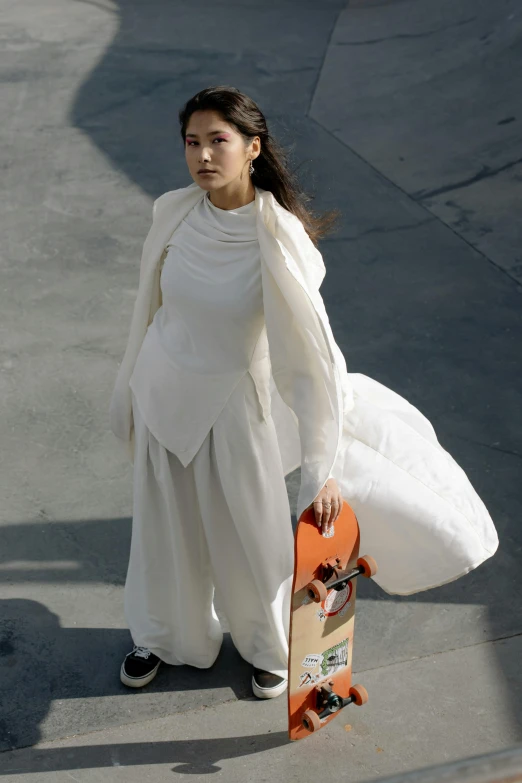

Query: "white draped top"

xmin=129 ymin=191 xmax=267 ymax=466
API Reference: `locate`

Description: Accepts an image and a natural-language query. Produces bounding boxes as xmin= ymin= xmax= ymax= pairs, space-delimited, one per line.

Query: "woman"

xmin=109 ymin=86 xmax=498 ymax=700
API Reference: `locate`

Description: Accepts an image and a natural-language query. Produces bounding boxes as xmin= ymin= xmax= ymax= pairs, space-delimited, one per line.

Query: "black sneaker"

xmin=252 ymin=667 xmax=288 ymax=699
xmin=120 ymin=645 xmax=161 ymax=688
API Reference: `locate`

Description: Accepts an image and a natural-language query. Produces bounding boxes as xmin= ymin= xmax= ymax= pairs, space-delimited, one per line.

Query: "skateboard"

xmin=287 ymin=501 xmax=377 ymax=741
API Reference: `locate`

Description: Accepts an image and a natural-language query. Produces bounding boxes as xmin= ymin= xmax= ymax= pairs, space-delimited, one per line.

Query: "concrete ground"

xmin=0 ymin=0 xmax=521 ymax=780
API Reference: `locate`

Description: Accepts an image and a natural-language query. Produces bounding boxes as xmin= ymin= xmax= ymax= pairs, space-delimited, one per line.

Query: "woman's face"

xmin=184 ymin=109 xmax=259 ymax=191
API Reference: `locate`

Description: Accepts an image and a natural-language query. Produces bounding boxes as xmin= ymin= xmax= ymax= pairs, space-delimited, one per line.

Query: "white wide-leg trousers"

xmin=124 ymin=372 xmax=295 ymax=679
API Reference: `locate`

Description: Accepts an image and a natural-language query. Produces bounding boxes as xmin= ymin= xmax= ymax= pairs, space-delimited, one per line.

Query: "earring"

xmin=249 ymin=160 xmax=254 ymax=175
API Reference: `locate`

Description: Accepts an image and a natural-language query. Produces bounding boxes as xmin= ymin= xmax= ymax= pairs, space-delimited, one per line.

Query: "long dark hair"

xmin=178 ymin=86 xmax=341 ymax=247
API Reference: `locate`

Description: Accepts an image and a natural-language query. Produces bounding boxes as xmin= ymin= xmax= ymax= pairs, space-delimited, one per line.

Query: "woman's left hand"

xmin=307 ymin=478 xmax=344 ymax=536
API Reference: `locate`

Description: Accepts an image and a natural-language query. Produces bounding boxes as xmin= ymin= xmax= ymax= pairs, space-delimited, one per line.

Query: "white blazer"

xmin=109 ymin=181 xmax=498 ymax=595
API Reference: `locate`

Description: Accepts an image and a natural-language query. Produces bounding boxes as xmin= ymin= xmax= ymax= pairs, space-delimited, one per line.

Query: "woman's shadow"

xmin=0 ymin=596 xmax=288 ymax=775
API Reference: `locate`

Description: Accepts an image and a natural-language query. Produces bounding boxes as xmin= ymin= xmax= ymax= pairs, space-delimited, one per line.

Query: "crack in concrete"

xmin=335 ymin=16 xmax=476 ymax=46
xmin=413 ymin=157 xmax=522 ymax=200
xmin=451 ymin=433 xmax=522 ymax=460
xmin=321 ymin=217 xmax=434 ymax=243
xmin=354 ymin=630 xmax=522 ymax=675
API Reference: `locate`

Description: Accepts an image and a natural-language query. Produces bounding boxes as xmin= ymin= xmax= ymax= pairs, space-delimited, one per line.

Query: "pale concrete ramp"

xmin=310 ymin=0 xmax=522 ymax=284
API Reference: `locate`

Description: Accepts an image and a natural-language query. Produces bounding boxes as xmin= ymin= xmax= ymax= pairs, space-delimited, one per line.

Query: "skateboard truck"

xmin=306 ymin=554 xmax=378 ymax=603
xmin=302 ymin=682 xmax=369 ymax=732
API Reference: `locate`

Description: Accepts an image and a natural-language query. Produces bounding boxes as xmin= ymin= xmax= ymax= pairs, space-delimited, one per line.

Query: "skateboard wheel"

xmin=357 ymin=555 xmax=378 ymax=578
xmin=306 ymin=579 xmax=328 ymax=603
xmin=302 ymin=709 xmax=321 ymax=732
xmin=349 ymin=683 xmax=369 ymax=706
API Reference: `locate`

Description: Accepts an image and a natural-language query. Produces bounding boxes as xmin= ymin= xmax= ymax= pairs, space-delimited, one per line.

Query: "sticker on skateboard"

xmin=323 ymin=582 xmax=352 ymax=617
xmin=302 ymin=654 xmax=322 ymax=669
xmin=320 ymin=638 xmax=349 ymax=677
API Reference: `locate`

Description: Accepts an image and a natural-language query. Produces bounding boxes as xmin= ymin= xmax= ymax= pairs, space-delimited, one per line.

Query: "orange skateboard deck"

xmin=287 ymin=501 xmax=377 ymax=741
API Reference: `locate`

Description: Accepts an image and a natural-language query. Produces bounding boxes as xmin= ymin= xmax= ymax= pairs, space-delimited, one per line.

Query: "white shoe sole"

xmin=120 ymin=660 xmax=161 ymax=688
xmin=252 ymin=675 xmax=288 ymax=699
